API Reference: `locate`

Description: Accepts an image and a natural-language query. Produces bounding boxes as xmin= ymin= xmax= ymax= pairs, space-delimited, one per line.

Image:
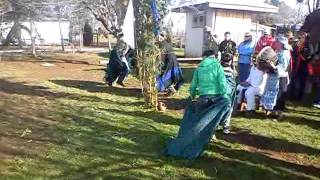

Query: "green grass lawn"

xmin=0 ymin=54 xmax=319 ymax=179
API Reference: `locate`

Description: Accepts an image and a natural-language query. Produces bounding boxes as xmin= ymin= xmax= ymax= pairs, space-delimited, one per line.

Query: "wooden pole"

xmin=57 ymin=0 xmax=65 ymax=52
xmin=30 ymin=21 xmax=36 ymax=56
xmin=108 ymin=34 xmax=111 ymax=50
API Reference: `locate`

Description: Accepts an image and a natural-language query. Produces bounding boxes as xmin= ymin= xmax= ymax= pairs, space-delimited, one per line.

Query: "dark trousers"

xmin=289 ymin=72 xmax=308 ymax=100
xmin=107 ymin=65 xmax=128 ymax=84
xmin=274 ymin=77 xmax=288 ymax=111
xmin=311 ymin=76 xmax=320 ymax=103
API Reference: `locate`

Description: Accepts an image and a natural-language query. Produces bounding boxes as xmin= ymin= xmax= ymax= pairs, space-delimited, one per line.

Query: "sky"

xmin=278 ymin=0 xmax=298 ymax=7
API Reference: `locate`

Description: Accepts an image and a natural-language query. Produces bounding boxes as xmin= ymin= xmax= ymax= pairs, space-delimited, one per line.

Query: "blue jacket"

xmin=238 ymin=40 xmax=255 ymax=64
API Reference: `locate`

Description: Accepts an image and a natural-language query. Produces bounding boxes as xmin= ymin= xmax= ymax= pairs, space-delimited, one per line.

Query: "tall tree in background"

xmin=83 ymin=0 xmax=128 ymax=41
xmin=297 ymin=0 xmax=320 ymax=13
xmin=83 ymin=21 xmax=93 ymax=46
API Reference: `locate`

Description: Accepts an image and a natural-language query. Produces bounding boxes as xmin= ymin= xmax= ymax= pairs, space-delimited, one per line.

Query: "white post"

xmin=30 ymin=21 xmax=36 ymax=56
xmin=255 ymin=20 xmax=259 ymax=44
xmin=108 ymin=34 xmax=111 ymax=50
xmin=57 ymin=0 xmax=65 ymax=51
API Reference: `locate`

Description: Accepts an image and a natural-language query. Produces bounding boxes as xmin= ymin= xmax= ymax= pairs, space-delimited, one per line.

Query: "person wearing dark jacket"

xmin=105 ymin=46 xmax=128 ymax=87
xmin=156 ymin=34 xmax=184 ymax=95
xmin=219 ymin=32 xmax=237 ymax=67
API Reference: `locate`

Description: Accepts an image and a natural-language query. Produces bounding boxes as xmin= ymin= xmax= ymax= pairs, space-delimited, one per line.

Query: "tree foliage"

xmin=297 ymin=0 xmax=320 ymax=13
xmin=133 ymin=0 xmax=169 ymax=107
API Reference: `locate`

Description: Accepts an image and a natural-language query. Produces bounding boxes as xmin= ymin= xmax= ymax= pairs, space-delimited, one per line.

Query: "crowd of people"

xmin=165 ymin=27 xmax=320 ymax=159
xmin=103 ymin=25 xmax=319 ymax=160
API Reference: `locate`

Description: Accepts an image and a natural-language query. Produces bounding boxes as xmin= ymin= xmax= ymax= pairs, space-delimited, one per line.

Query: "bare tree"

xmin=297 ymin=0 xmax=320 ymax=13
xmin=82 ymin=0 xmax=128 ymax=40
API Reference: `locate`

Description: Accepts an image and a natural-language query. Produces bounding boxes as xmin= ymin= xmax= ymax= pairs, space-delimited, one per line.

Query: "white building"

xmin=172 ymin=0 xmax=278 ymax=57
xmin=0 ymin=21 xmax=70 ymax=45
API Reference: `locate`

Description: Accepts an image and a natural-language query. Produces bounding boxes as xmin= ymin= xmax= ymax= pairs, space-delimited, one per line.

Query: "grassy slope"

xmin=0 ymin=56 xmax=319 ymax=180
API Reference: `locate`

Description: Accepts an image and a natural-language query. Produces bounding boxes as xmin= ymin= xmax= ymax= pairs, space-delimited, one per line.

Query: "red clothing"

xmin=308 ymin=59 xmax=320 ymax=76
xmin=255 ymin=35 xmax=276 ymax=53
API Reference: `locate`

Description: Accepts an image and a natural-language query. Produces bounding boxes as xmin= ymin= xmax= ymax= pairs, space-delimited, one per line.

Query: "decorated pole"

xmin=132 ymin=0 xmax=168 ymax=108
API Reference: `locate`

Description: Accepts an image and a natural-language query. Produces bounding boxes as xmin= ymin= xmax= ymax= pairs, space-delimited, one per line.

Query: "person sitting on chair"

xmin=236 ymin=61 xmax=267 ymax=113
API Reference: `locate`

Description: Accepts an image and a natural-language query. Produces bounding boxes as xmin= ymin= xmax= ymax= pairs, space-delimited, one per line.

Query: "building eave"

xmin=209 ymin=2 xmax=278 ymax=13
xmin=171 ymin=1 xmax=278 ymax=14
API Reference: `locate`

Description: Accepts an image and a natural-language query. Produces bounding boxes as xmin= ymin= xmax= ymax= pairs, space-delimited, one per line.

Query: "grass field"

xmin=0 ymin=52 xmax=319 ymax=179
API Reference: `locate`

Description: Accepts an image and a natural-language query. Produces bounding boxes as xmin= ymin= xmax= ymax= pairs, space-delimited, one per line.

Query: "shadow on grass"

xmin=83 ymin=68 xmax=106 ymax=72
xmin=50 ymin=80 xmax=142 ymax=98
xmin=1 ymin=77 xmax=319 ymax=179
xmin=280 ymin=115 xmax=320 ymax=130
xmin=181 ymin=67 xmax=196 ymax=83
xmin=232 ymin=109 xmax=320 ymax=130
xmin=99 ymin=108 xmax=181 ymax=126
xmin=206 ymin=142 xmax=320 ymax=179
xmin=1 ymin=96 xmax=318 ymax=179
xmin=0 ymin=78 xmax=107 ymax=102
xmin=217 ymin=129 xmax=320 ymax=156
xmin=2 ymin=53 xmax=101 ymax=66
xmin=288 ymin=108 xmax=320 ymax=117
xmin=97 ymin=52 xmax=110 ymax=59
xmin=160 ymin=97 xmax=189 ymax=111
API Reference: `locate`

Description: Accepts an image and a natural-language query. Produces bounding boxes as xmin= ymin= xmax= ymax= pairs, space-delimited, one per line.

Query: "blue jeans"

xmin=238 ymin=63 xmax=251 ymax=83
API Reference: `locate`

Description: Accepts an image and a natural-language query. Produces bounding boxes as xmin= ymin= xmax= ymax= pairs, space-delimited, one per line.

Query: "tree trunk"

xmin=316 ymin=0 xmax=320 ymax=9
xmin=308 ymin=0 xmax=312 ymax=13
xmin=108 ymin=34 xmax=111 ymax=50
xmin=79 ymin=26 xmax=83 ymax=51
xmin=58 ymin=17 xmax=65 ymax=51
xmin=30 ymin=21 xmax=36 ymax=56
xmin=4 ymin=21 xmax=19 ymax=46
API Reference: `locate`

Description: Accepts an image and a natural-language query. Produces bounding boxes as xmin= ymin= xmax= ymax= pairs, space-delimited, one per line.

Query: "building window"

xmin=192 ymin=14 xmax=206 ymax=28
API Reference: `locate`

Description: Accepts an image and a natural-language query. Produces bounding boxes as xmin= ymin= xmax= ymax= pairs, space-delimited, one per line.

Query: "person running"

xmin=165 ymin=49 xmax=232 ymax=160
xmin=105 ymin=45 xmax=129 ymax=87
xmin=238 ymin=32 xmax=255 ymax=83
xmin=156 ymin=32 xmax=184 ymax=95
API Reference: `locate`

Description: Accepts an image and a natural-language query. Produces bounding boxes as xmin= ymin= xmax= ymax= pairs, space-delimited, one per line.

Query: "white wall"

xmin=164 ymin=12 xmax=186 ymax=35
xmin=214 ymin=9 xmax=252 ymax=45
xmin=185 ymin=11 xmax=204 ymax=57
xmin=184 ymin=8 xmax=255 ymax=57
xmin=20 ymin=21 xmax=70 ymax=45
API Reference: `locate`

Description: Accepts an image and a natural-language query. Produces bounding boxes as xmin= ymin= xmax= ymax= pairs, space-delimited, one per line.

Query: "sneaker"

xmin=313 ymin=103 xmax=320 ymax=109
xmin=210 ymin=134 xmax=218 ymax=142
xmin=223 ymin=126 xmax=230 ymax=134
xmin=107 ymin=82 xmax=113 ymax=87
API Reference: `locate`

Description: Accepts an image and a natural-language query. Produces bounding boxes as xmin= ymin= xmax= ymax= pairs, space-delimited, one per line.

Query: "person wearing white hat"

xmin=238 ymin=32 xmax=255 ymax=83
xmin=273 ymin=35 xmax=291 ymax=113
